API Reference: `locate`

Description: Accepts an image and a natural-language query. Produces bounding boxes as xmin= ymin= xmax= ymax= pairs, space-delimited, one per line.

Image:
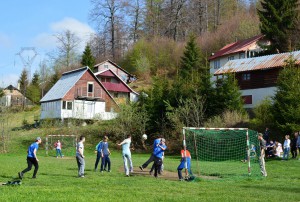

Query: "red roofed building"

xmin=209 ymin=35 xmax=269 ymax=82
xmin=95 ymin=69 xmax=139 ymax=104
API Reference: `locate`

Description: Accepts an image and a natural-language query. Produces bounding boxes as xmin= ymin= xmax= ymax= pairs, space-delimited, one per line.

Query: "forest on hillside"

xmin=4 ymin=0 xmax=300 ymax=145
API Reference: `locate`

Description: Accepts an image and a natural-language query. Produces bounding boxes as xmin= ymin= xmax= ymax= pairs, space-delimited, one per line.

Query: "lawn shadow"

xmin=241 ymin=184 xmax=300 ymax=194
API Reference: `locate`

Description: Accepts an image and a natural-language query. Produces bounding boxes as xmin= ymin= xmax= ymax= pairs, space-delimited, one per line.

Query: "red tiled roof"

xmin=209 ymin=35 xmax=264 ymax=61
xmin=101 ymin=82 xmax=131 ymax=93
xmin=99 ymin=70 xmax=115 ymax=77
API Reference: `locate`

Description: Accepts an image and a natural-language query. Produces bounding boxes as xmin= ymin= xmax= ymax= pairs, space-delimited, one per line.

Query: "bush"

xmin=204 ymin=110 xmax=249 ymax=128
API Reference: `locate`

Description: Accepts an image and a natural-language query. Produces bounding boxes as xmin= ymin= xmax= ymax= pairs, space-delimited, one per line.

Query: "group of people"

xmin=18 ymin=135 xmax=192 ymax=181
xmin=263 ymin=128 xmax=300 ymax=160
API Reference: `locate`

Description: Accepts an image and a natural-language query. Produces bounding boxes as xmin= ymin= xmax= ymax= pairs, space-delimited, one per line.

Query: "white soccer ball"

xmin=142 ymin=134 xmax=147 ymax=140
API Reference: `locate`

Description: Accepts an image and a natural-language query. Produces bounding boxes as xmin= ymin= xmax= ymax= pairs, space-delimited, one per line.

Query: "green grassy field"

xmin=0 ymin=110 xmax=300 ymax=201
xmin=0 ymin=152 xmax=299 ymax=202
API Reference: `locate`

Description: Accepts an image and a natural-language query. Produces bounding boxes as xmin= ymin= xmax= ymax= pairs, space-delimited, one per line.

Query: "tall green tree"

xmin=272 ymin=56 xmax=300 ymax=133
xmin=257 ymin=0 xmax=299 ymax=52
xmin=81 ymin=44 xmax=96 ymax=71
xmin=18 ymin=68 xmax=29 ymax=96
xmin=179 ymin=34 xmax=204 ymax=81
xmin=26 ymin=72 xmax=41 ymax=104
xmin=215 ymin=74 xmax=244 ymax=115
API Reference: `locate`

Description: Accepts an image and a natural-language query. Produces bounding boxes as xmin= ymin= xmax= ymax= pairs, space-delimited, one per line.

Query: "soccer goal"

xmin=46 ymin=135 xmax=77 ymax=157
xmin=183 ymin=127 xmax=262 ymax=179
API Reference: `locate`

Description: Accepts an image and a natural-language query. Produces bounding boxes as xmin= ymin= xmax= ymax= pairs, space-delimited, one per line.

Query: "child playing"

xmin=100 ymin=136 xmax=111 ymax=172
xmin=177 ymin=146 xmax=192 ymax=181
xmin=54 ymin=140 xmax=63 ymax=158
xmin=152 ymin=139 xmax=167 ymax=178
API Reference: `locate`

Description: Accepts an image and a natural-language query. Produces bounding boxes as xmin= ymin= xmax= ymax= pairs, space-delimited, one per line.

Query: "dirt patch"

xmin=119 ymin=166 xmax=180 ymax=181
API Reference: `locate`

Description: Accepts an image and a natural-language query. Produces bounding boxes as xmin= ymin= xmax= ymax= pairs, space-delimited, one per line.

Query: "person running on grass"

xmin=152 ymin=139 xmax=167 ymax=178
xmin=139 ymin=135 xmax=162 ymax=171
xmin=18 ymin=137 xmax=42 ymax=179
xmin=76 ymin=136 xmax=85 ymax=178
xmin=118 ymin=135 xmax=133 ymax=177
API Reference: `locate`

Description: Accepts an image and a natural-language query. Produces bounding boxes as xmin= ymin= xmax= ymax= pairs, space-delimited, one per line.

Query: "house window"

xmin=242 ymin=73 xmax=251 ymax=81
xmin=228 ymin=56 xmax=234 ymax=61
xmin=239 ymin=53 xmax=245 ymax=59
xmin=67 ymin=102 xmax=72 ymax=110
xmin=62 ymin=101 xmax=72 ymax=110
xmin=113 ymin=93 xmax=118 ymax=98
xmin=62 ymin=101 xmax=66 ymax=109
xmin=214 ymin=60 xmax=220 ymax=69
xmin=104 ymin=64 xmax=109 ymax=69
xmin=88 ymin=82 xmax=94 ymax=93
xmin=242 ymin=95 xmax=252 ymax=105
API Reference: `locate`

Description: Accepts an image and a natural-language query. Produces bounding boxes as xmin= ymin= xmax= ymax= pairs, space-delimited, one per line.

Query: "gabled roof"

xmin=214 ymin=50 xmax=300 ymax=75
xmin=209 ymin=35 xmax=264 ymax=61
xmin=94 ymin=59 xmax=134 ymax=77
xmin=40 ymin=67 xmax=87 ymax=102
xmin=95 ymin=69 xmax=139 ymax=95
xmin=4 ymin=85 xmax=19 ymax=91
xmin=40 ymin=67 xmax=118 ymax=105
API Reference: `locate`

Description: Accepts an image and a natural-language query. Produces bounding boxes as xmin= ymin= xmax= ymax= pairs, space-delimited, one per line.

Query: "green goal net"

xmin=183 ymin=127 xmax=262 ymax=179
xmin=46 ymin=135 xmax=77 ymax=157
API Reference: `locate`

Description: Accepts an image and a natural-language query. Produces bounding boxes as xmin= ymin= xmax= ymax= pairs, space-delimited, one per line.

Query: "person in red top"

xmin=177 ymin=146 xmax=192 ymax=181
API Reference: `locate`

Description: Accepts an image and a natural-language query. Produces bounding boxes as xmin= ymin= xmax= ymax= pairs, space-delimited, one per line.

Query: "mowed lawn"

xmin=0 ymin=151 xmax=299 ymax=202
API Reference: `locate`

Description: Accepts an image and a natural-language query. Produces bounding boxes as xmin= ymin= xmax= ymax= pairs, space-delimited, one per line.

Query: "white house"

xmin=40 ymin=67 xmax=118 ymax=120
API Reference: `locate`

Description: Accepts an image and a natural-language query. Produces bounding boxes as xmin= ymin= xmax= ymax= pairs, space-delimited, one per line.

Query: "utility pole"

xmin=16 ymin=47 xmax=38 ymax=82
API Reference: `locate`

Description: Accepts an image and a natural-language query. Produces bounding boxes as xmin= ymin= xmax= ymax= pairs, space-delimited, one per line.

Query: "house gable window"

xmin=104 ymin=64 xmax=109 ymax=69
xmin=214 ymin=60 xmax=220 ymax=69
xmin=228 ymin=56 xmax=234 ymax=61
xmin=88 ymin=82 xmax=94 ymax=93
xmin=242 ymin=73 xmax=251 ymax=81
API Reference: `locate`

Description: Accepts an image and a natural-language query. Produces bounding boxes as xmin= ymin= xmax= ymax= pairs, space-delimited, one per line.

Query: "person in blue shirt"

xmin=153 ymin=139 xmax=167 ymax=178
xmin=118 ymin=135 xmax=133 ymax=176
xmin=18 ymin=137 xmax=42 ymax=179
xmin=100 ymin=136 xmax=111 ymax=172
xmin=139 ymin=135 xmax=162 ymax=171
xmin=94 ymin=140 xmax=103 ymax=171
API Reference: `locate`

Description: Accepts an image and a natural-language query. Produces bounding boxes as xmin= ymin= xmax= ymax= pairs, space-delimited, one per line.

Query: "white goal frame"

xmin=183 ymin=127 xmax=252 ymax=176
xmin=45 ymin=134 xmax=77 ymax=156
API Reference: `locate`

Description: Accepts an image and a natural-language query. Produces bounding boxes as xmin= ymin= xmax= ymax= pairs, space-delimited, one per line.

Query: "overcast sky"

xmin=0 ymin=0 xmax=95 ymax=87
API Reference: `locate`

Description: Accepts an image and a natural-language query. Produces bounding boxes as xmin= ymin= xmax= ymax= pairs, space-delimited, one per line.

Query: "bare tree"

xmin=90 ymin=0 xmax=126 ymax=60
xmin=55 ymin=30 xmax=81 ymax=70
xmin=125 ymin=0 xmax=145 ymax=43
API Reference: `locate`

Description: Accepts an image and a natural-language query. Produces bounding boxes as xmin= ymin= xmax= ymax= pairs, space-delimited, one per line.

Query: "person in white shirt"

xmin=118 ymin=135 xmax=133 ymax=177
xmin=282 ymin=135 xmax=291 ymax=160
xmin=76 ymin=136 xmax=85 ymax=177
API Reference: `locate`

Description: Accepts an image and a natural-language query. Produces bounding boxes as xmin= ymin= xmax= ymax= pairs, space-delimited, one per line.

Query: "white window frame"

xmin=214 ymin=60 xmax=220 ymax=69
xmin=87 ymin=82 xmax=94 ymax=96
xmin=242 ymin=73 xmax=251 ymax=81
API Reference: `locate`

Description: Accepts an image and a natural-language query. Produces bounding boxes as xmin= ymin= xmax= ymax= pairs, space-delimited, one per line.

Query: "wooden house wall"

xmin=236 ymin=68 xmax=280 ymax=90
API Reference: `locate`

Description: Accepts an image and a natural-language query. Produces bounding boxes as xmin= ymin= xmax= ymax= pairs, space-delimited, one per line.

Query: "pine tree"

xmin=215 ymin=74 xmax=244 ymax=115
xmin=179 ymin=34 xmax=204 ymax=81
xmin=18 ymin=68 xmax=29 ymax=96
xmin=257 ymin=0 xmax=299 ymax=52
xmin=81 ymin=44 xmax=96 ymax=71
xmin=26 ymin=72 xmax=41 ymax=104
xmin=272 ymin=56 xmax=300 ymax=133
